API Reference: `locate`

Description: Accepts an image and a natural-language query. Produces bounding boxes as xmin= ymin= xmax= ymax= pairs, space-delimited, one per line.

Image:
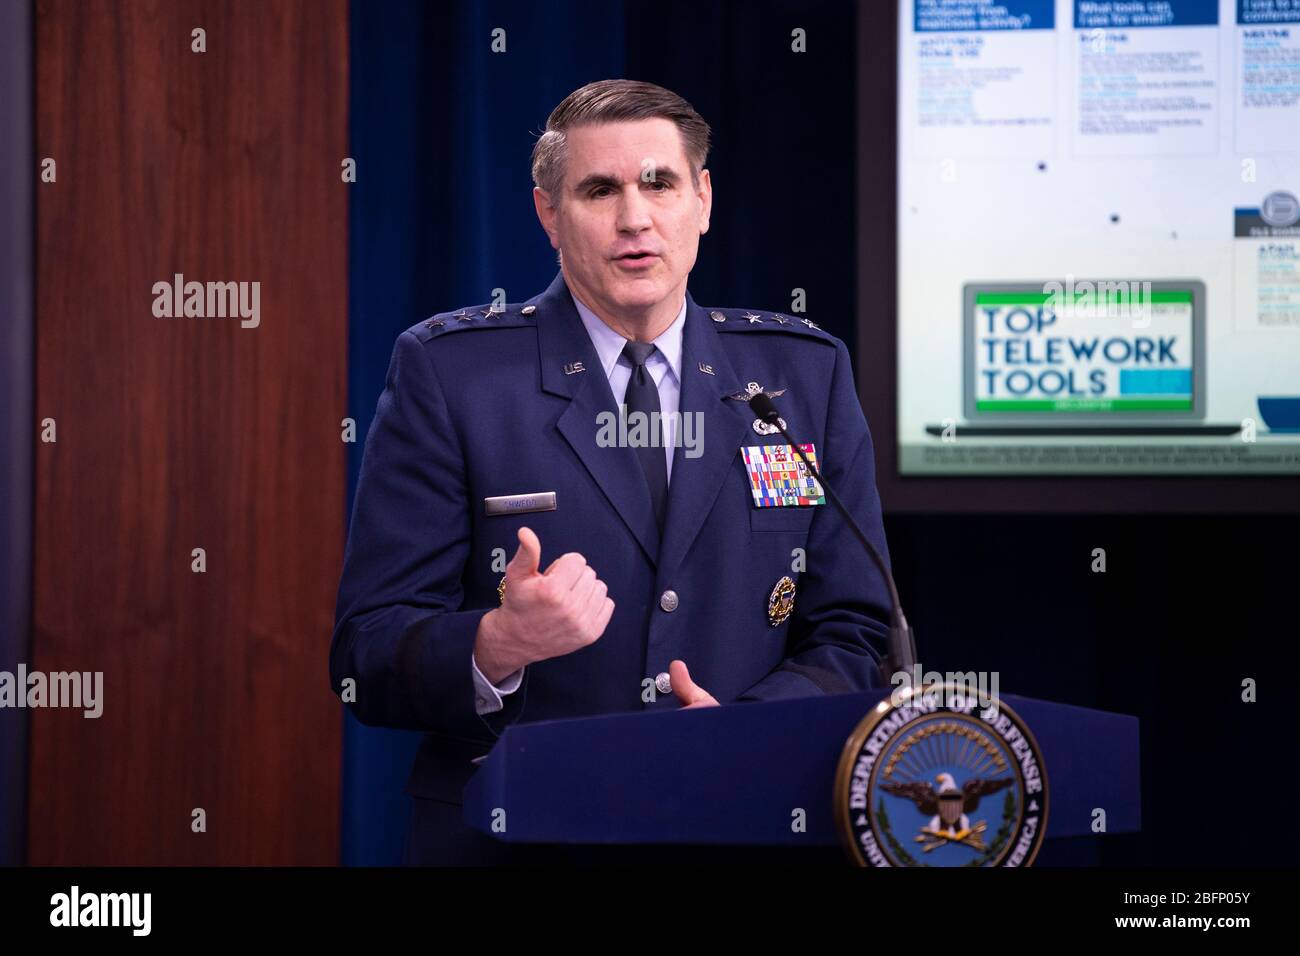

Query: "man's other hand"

xmin=669 ymin=659 xmax=719 ymax=709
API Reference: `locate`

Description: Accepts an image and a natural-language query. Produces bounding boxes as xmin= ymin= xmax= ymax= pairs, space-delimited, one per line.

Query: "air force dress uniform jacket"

xmin=330 ymin=270 xmax=894 ymax=863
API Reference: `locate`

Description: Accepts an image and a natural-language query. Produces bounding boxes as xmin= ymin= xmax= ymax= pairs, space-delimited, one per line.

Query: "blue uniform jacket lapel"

xmin=536 ymin=272 xmax=662 ymax=567
xmin=657 ymin=292 xmax=751 ymax=582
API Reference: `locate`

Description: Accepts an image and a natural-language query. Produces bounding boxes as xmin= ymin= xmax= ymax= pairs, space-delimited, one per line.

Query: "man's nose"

xmin=615 ymin=184 xmax=653 ymax=232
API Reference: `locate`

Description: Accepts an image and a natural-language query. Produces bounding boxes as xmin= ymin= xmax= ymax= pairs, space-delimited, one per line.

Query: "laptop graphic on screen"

xmin=925 ymin=280 xmax=1240 ymax=438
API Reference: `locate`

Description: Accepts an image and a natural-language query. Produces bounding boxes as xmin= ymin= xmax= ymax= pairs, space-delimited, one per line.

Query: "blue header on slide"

xmin=1238 ymin=0 xmax=1300 ymax=24
xmin=1075 ymin=0 xmax=1220 ymax=28
xmin=914 ymin=0 xmax=1055 ymax=32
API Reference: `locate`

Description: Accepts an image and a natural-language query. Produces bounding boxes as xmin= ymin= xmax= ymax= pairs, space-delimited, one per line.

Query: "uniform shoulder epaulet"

xmin=706 ymin=308 xmax=835 ymax=343
xmin=408 ymin=302 xmax=540 ymax=343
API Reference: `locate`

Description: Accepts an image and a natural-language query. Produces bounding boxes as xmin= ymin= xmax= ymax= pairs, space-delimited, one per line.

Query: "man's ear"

xmin=533 ymin=186 xmax=560 ymax=249
xmin=696 ymin=168 xmax=712 ymax=235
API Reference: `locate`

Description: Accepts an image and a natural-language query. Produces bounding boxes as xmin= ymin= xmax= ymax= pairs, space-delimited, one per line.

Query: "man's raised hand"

xmin=474 ymin=527 xmax=615 ymax=683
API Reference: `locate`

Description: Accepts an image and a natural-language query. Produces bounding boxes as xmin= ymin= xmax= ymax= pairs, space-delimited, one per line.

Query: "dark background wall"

xmin=28 ymin=0 xmax=348 ymax=864
xmin=0 ymin=0 xmax=35 ymax=870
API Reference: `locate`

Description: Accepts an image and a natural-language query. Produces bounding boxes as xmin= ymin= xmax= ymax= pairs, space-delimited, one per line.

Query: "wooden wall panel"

xmin=31 ymin=0 xmax=348 ymax=864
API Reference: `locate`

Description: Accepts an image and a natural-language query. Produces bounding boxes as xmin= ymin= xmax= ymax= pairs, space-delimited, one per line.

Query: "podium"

xmin=463 ymin=689 xmax=1140 ymax=862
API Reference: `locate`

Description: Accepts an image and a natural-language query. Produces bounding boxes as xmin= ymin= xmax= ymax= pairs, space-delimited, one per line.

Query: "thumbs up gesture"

xmin=473 ymin=527 xmax=616 ymax=683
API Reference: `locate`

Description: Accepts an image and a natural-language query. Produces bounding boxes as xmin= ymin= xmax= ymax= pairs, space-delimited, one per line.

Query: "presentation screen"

xmin=896 ymin=0 xmax=1300 ymax=474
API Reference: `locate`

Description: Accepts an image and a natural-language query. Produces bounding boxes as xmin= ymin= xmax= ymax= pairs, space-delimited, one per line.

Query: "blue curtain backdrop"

xmin=344 ymin=0 xmax=859 ymax=865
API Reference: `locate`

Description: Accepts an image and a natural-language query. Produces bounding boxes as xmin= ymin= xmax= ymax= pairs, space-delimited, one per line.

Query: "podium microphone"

xmin=747 ymin=393 xmax=917 ymax=684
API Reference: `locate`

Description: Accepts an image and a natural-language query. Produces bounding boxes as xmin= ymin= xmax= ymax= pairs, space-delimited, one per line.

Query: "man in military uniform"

xmin=331 ymin=79 xmax=894 ymax=865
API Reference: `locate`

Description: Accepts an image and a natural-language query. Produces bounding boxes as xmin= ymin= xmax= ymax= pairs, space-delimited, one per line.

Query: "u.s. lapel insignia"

xmin=768 ymin=575 xmax=796 ymax=626
xmin=563 ymin=361 xmax=586 ymax=375
xmin=698 ymin=362 xmax=715 ymax=375
xmin=498 ymin=576 xmax=506 ymax=605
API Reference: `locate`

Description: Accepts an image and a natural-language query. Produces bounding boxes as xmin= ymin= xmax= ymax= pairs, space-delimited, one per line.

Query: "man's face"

xmin=534 ymin=118 xmax=712 ymax=318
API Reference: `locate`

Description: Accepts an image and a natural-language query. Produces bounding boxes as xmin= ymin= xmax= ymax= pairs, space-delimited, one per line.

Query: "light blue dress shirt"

xmin=471 ymin=293 xmax=688 ymax=714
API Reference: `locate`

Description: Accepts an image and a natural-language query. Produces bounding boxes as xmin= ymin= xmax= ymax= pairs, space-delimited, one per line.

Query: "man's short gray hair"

xmin=531 ymin=79 xmax=711 ymax=201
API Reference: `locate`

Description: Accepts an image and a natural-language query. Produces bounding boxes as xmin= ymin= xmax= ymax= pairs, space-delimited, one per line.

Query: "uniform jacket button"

xmin=655 ymin=672 xmax=672 ymax=695
xmin=659 ymin=589 xmax=679 ymax=612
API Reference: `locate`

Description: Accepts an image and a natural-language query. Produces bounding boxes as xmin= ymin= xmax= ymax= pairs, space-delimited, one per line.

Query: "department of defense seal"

xmin=834 ymin=684 xmax=1048 ymax=867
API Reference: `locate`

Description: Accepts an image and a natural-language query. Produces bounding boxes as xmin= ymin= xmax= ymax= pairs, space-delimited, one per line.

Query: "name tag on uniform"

xmin=483 ymin=491 xmax=557 ymax=516
xmin=742 ymin=444 xmax=825 ymax=507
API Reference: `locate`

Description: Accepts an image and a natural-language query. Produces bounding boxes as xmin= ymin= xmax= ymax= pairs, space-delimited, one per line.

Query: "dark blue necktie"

xmin=621 ymin=340 xmax=667 ymax=529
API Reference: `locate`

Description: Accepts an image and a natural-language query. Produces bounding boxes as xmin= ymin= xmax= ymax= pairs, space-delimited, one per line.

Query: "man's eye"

xmin=647 ymin=180 xmax=669 ymax=191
